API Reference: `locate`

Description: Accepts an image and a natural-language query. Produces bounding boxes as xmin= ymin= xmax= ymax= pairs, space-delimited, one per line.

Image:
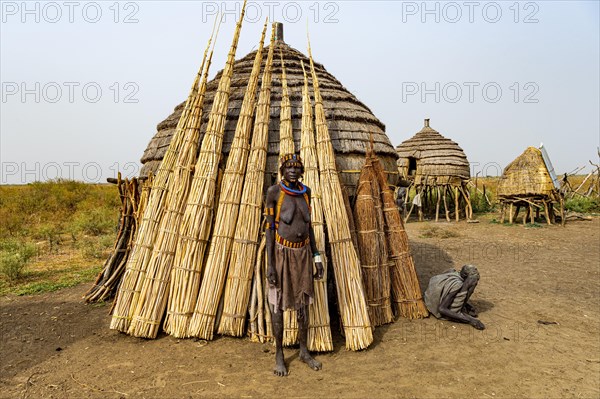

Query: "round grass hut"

xmin=396 ymin=119 xmax=472 ymax=221
xmin=139 ymin=27 xmax=398 ymax=197
xmin=497 ymin=146 xmax=564 ymax=225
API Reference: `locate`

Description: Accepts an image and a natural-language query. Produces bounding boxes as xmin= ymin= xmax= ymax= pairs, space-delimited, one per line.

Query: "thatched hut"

xmin=497 ymin=146 xmax=564 ymax=225
xmin=139 ymin=25 xmax=398 ymax=196
xmin=396 ymin=119 xmax=472 ymax=221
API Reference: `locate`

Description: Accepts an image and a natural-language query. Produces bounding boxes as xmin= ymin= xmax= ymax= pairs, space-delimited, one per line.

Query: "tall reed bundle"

xmin=308 ymin=40 xmax=372 ymax=350
xmin=186 ymin=17 xmax=263 ymax=337
xmin=278 ymin=50 xmax=294 ymax=157
xmin=109 ymin=26 xmax=217 ymax=333
xmin=275 ymin=50 xmax=300 ymax=346
xmin=162 ymin=4 xmax=247 ymax=338
xmin=371 ymin=150 xmax=428 ymax=319
xmin=354 ymin=155 xmax=393 ymax=326
xmin=126 ymin=21 xmax=222 ymax=338
xmin=194 ymin=22 xmax=275 ymax=340
xmin=299 ymin=60 xmax=332 ymax=352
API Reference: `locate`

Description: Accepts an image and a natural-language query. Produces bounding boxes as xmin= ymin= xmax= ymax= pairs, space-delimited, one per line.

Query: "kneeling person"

xmin=424 ymin=265 xmax=485 ymax=330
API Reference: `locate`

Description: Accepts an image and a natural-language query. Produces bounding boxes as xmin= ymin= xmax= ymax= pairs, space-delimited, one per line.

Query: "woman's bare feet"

xmin=274 ymin=350 xmax=288 ymax=377
xmin=300 ymin=351 xmax=322 ymax=371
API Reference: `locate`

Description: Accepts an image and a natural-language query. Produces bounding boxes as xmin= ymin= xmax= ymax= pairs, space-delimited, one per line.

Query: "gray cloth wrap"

xmin=424 ymin=269 xmax=468 ymax=318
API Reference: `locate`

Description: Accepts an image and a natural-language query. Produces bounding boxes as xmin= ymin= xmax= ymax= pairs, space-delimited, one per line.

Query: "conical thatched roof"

xmin=140 ymin=37 xmax=398 ymax=195
xmin=395 ymin=119 xmax=470 ymax=184
xmin=497 ymin=147 xmax=556 ymax=198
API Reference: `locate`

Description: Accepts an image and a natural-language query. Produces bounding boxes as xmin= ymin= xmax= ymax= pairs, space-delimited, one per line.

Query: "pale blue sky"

xmin=1 ymin=1 xmax=599 ymax=183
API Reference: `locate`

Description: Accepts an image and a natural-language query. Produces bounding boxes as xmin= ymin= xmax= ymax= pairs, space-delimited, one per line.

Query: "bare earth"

xmin=1 ymin=217 xmax=599 ymax=399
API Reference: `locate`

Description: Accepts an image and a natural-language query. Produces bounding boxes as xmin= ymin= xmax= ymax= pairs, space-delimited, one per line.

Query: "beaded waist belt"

xmin=275 ymin=232 xmax=309 ymax=248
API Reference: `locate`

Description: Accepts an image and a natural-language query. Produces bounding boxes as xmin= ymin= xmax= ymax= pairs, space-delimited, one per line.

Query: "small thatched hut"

xmin=396 ymin=119 xmax=472 ymax=221
xmin=140 ymin=25 xmax=398 ymax=196
xmin=497 ymin=146 xmax=564 ymax=225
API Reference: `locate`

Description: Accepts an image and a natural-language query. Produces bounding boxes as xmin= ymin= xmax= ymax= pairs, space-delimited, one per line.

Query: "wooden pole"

xmin=442 ymin=186 xmax=450 ymax=222
xmin=543 ymin=200 xmax=552 ymax=225
xmin=509 ymin=202 xmax=514 ymax=224
xmin=454 ymin=186 xmax=459 ymax=222
xmin=458 ymin=184 xmax=472 ymax=220
xmin=435 ymin=185 xmax=441 ymax=222
xmin=529 ymin=204 xmax=534 ymax=224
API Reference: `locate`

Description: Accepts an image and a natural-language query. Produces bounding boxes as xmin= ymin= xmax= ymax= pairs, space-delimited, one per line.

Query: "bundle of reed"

xmin=210 ymin=23 xmax=275 ymax=339
xmin=126 ymin=21 xmax=222 ymax=339
xmin=247 ymin=231 xmax=275 ymax=343
xmin=247 ymin=233 xmax=266 ymax=342
xmin=307 ymin=41 xmax=372 ymax=350
xmin=353 ymin=156 xmax=393 ymax=326
xmin=371 ymin=150 xmax=428 ymax=319
xmin=109 ymin=29 xmax=216 ymax=333
xmin=167 ymin=19 xmax=267 ymax=339
xmin=160 ymin=5 xmax=248 ymax=339
xmin=299 ymin=60 xmax=332 ymax=352
xmin=276 ymin=50 xmax=299 ymax=346
xmin=85 ymin=174 xmax=139 ymax=303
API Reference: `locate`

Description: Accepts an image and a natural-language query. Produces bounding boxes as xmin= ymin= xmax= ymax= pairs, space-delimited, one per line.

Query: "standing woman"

xmin=265 ymin=154 xmax=324 ymax=376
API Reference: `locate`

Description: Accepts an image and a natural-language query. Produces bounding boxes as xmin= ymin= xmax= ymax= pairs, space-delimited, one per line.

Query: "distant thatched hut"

xmin=139 ymin=27 xmax=398 ymax=196
xmin=396 ymin=119 xmax=472 ymax=221
xmin=497 ymin=146 xmax=564 ymax=225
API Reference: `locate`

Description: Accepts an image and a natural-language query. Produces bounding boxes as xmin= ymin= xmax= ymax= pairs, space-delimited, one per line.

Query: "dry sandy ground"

xmin=1 ymin=217 xmax=599 ymax=399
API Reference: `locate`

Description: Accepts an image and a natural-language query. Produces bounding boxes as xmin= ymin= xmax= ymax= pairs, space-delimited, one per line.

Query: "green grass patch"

xmin=0 ymin=180 xmax=119 ymax=296
xmin=564 ymin=197 xmax=600 ymax=214
xmin=0 ymin=264 xmax=101 ymax=296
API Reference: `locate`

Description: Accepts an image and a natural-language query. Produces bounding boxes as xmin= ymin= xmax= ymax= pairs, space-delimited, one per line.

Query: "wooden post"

xmin=543 ymin=200 xmax=552 ymax=225
xmin=442 ymin=186 xmax=450 ymax=222
xmin=560 ymin=197 xmax=565 ymax=227
xmin=454 ymin=186 xmax=459 ymax=222
xmin=509 ymin=202 xmax=514 ymax=224
xmin=529 ymin=204 xmax=534 ymax=224
xmin=435 ymin=185 xmax=441 ymax=222
xmin=459 ymin=185 xmax=473 ymax=220
xmin=513 ymin=204 xmax=520 ymax=224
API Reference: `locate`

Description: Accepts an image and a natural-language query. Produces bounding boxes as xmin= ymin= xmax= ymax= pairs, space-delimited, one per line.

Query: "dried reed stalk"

xmin=371 ymin=151 xmax=428 ymax=319
xmin=277 ymin=50 xmax=300 ymax=346
xmin=299 ymin=60 xmax=332 ymax=352
xmin=191 ymin=21 xmax=274 ymax=340
xmin=126 ymin=20 xmax=222 ymax=338
xmin=354 ymin=155 xmax=393 ymax=326
xmin=109 ymin=24 xmax=217 ymax=333
xmin=308 ymin=40 xmax=372 ymax=350
xmin=162 ymin=4 xmax=247 ymax=339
